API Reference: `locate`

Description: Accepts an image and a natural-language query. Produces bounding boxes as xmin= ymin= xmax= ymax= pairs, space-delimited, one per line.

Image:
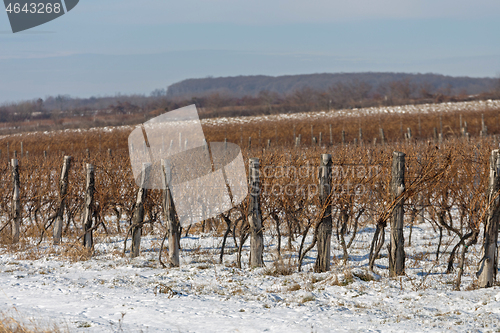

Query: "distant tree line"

xmin=1 ymin=76 xmax=499 ymax=126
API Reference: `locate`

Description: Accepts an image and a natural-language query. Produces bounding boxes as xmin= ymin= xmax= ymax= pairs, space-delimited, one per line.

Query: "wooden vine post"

xmin=315 ymin=154 xmax=333 ymax=272
xmin=161 ymin=159 xmax=180 ymax=267
xmin=130 ymin=163 xmax=151 ymax=258
xmin=248 ymin=158 xmax=264 ymax=267
xmin=53 ymin=156 xmax=72 ymax=245
xmin=389 ymin=151 xmax=406 ymax=277
xmin=379 ymin=128 xmax=385 ymax=145
xmin=11 ymin=159 xmax=20 ymax=243
xmin=83 ymin=164 xmax=95 ymax=249
xmin=477 ymin=150 xmax=500 ymax=287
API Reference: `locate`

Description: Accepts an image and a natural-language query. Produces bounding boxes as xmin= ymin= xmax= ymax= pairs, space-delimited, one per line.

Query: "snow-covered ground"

xmin=202 ymin=99 xmax=500 ymax=126
xmin=1 ymin=222 xmax=500 ymax=332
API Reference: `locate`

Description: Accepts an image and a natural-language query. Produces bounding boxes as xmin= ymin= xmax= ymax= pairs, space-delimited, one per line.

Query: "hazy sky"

xmin=0 ymin=0 xmax=499 ymax=102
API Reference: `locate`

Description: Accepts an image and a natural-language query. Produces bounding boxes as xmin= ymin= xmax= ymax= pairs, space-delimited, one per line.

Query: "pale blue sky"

xmin=0 ymin=0 xmax=499 ymax=102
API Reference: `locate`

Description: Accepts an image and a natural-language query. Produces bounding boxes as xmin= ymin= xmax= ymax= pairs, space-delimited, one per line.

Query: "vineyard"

xmin=2 ymin=99 xmax=500 ymax=331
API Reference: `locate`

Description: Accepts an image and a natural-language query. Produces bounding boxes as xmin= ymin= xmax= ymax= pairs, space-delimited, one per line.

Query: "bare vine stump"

xmin=11 ymin=159 xmax=20 ymax=243
xmin=417 ymin=155 xmax=425 ymax=224
xmin=53 ymin=156 xmax=72 ymax=245
xmin=83 ymin=164 xmax=95 ymax=249
xmin=315 ymin=154 xmax=333 ymax=272
xmin=130 ymin=163 xmax=151 ymax=258
xmin=389 ymin=151 xmax=405 ymax=277
xmin=248 ymin=158 xmax=264 ymax=267
xmin=477 ymin=150 xmax=500 ymax=287
xmin=161 ymin=159 xmax=180 ymax=267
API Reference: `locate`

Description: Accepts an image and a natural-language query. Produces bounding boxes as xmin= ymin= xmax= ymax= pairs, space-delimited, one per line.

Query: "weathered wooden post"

xmin=379 ymin=128 xmax=385 ymax=145
xmin=359 ymin=128 xmax=363 ymax=144
xmin=267 ymin=139 xmax=271 ymax=149
xmin=418 ymin=115 xmax=422 ymax=137
xmin=20 ymin=142 xmax=23 ymax=158
xmin=341 ymin=130 xmax=346 ymax=145
xmin=459 ymin=114 xmax=462 ymax=132
xmin=248 ymin=158 xmax=264 ymax=267
xmin=439 ymin=115 xmax=443 ymax=135
xmin=53 ymin=156 xmax=72 ymax=245
xmin=319 ymin=132 xmax=322 ymax=146
xmin=315 ymin=154 xmax=332 ymax=272
xmin=477 ymin=150 xmax=500 ymax=287
xmin=248 ymin=137 xmax=252 ymax=150
xmin=481 ymin=114 xmax=488 ymax=137
xmin=83 ymin=164 xmax=95 ymax=249
xmin=130 ymin=163 xmax=151 ymax=258
xmin=161 ymin=159 xmax=180 ymax=267
xmin=11 ymin=159 xmax=20 ymax=243
xmin=389 ymin=151 xmax=406 ymax=277
xmin=295 ymin=134 xmax=301 ymax=147
xmin=329 ymin=124 xmax=333 ymax=145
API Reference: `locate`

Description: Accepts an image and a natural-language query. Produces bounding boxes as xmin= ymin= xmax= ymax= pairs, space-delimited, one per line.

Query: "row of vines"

xmin=0 ymin=104 xmax=499 ymax=290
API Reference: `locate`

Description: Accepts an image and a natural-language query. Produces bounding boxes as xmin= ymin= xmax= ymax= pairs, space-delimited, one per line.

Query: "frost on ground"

xmin=1 ymin=223 xmax=500 ymax=332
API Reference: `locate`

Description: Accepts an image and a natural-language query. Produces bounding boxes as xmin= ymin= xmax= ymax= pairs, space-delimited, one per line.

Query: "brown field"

xmin=0 ymin=100 xmax=499 ymax=288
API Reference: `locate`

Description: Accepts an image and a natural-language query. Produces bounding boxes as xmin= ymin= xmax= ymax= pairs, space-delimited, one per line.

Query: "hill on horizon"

xmin=166 ymin=72 xmax=498 ymax=99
